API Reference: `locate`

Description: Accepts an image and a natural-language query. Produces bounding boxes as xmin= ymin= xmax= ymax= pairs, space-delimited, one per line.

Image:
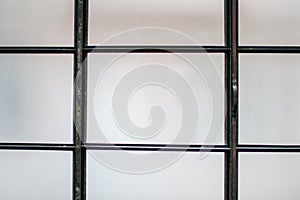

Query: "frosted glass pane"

xmin=87 ymin=53 xmax=224 ymax=144
xmin=0 ymin=54 xmax=73 ymax=143
xmin=239 ymin=0 xmax=300 ymax=46
xmin=87 ymin=151 xmax=224 ymax=200
xmin=89 ymin=0 xmax=224 ymax=45
xmin=239 ymin=54 xmax=300 ymax=144
xmin=0 ymin=150 xmax=72 ymax=200
xmin=239 ymin=153 xmax=300 ymax=200
xmin=0 ymin=0 xmax=73 ymax=46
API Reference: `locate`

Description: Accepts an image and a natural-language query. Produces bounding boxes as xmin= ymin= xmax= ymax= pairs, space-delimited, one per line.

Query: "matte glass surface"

xmin=239 ymin=0 xmax=300 ymax=46
xmin=89 ymin=0 xmax=224 ymax=45
xmin=239 ymin=54 xmax=300 ymax=144
xmin=0 ymin=150 xmax=72 ymax=200
xmin=87 ymin=53 xmax=224 ymax=144
xmin=239 ymin=153 xmax=300 ymax=200
xmin=0 ymin=0 xmax=73 ymax=46
xmin=0 ymin=54 xmax=73 ymax=143
xmin=87 ymin=151 xmax=224 ymax=200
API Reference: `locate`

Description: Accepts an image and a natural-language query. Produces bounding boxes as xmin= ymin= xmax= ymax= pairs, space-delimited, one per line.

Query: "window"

xmin=0 ymin=0 xmax=300 ymax=200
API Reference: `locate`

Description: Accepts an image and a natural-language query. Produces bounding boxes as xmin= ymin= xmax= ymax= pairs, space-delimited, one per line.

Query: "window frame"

xmin=1 ymin=0 xmax=300 ymax=200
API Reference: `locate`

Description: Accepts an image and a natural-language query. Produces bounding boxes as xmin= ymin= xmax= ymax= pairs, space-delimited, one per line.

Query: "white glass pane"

xmin=239 ymin=54 xmax=300 ymax=144
xmin=239 ymin=153 xmax=300 ymax=200
xmin=239 ymin=0 xmax=300 ymax=46
xmin=0 ymin=54 xmax=73 ymax=143
xmin=87 ymin=53 xmax=224 ymax=144
xmin=89 ymin=0 xmax=224 ymax=45
xmin=0 ymin=0 xmax=73 ymax=46
xmin=0 ymin=150 xmax=72 ymax=200
xmin=87 ymin=151 xmax=224 ymax=200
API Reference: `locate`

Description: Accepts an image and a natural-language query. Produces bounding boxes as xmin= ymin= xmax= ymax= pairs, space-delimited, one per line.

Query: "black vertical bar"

xmin=224 ymin=0 xmax=231 ymax=199
xmin=225 ymin=0 xmax=239 ymax=200
xmin=74 ymin=0 xmax=86 ymax=199
xmin=83 ymin=0 xmax=89 ymax=46
xmin=81 ymin=0 xmax=89 ymax=199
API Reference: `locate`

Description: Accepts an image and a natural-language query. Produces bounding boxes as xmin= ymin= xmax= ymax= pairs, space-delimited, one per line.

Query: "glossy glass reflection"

xmin=87 ymin=53 xmax=224 ymax=144
xmin=239 ymin=153 xmax=300 ymax=200
xmin=0 ymin=150 xmax=72 ymax=200
xmin=87 ymin=151 xmax=224 ymax=200
xmin=89 ymin=0 xmax=224 ymax=45
xmin=239 ymin=0 xmax=300 ymax=46
xmin=0 ymin=0 xmax=73 ymax=46
xmin=239 ymin=54 xmax=300 ymax=144
xmin=0 ymin=54 xmax=73 ymax=143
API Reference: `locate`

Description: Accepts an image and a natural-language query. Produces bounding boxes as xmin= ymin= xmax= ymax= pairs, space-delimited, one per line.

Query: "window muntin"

xmin=0 ymin=0 xmax=299 ymax=199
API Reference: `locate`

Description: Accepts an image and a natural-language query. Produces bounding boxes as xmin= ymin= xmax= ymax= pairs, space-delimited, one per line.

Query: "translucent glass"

xmin=87 ymin=53 xmax=224 ymax=144
xmin=0 ymin=54 xmax=73 ymax=143
xmin=87 ymin=151 xmax=224 ymax=200
xmin=239 ymin=54 xmax=300 ymax=144
xmin=0 ymin=150 xmax=72 ymax=200
xmin=239 ymin=0 xmax=300 ymax=46
xmin=239 ymin=153 xmax=300 ymax=200
xmin=89 ymin=0 xmax=224 ymax=45
xmin=0 ymin=0 xmax=73 ymax=46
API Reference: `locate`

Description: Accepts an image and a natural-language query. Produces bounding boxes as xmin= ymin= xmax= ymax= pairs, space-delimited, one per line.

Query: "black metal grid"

xmin=0 ymin=0 xmax=300 ymax=199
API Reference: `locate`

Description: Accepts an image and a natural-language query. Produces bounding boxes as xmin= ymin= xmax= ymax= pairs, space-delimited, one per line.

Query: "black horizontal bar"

xmin=0 ymin=143 xmax=75 ymax=151
xmin=84 ymin=143 xmax=230 ymax=152
xmin=0 ymin=47 xmax=76 ymax=54
xmin=238 ymin=46 xmax=300 ymax=53
xmin=237 ymin=145 xmax=300 ymax=152
xmin=85 ymin=143 xmax=228 ymax=148
xmin=84 ymin=46 xmax=230 ymax=53
xmin=3 ymin=46 xmax=300 ymax=54
xmin=2 ymin=143 xmax=300 ymax=152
